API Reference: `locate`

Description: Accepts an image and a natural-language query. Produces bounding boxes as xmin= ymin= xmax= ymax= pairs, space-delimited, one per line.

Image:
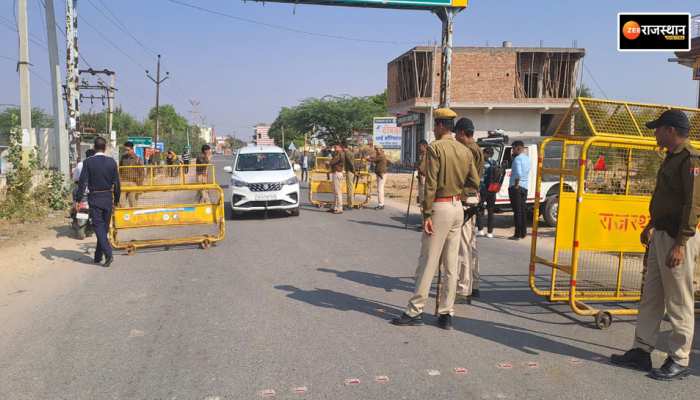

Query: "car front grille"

xmin=249 ymin=182 xmax=282 ymax=192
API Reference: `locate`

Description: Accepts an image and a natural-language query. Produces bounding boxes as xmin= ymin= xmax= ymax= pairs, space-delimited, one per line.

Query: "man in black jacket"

xmin=76 ymin=137 xmax=121 ymax=268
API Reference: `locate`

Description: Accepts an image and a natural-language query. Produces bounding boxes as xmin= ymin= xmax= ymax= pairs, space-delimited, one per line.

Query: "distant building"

xmin=387 ymin=42 xmax=585 ymax=163
xmin=673 ymin=14 xmax=700 ymax=107
xmin=253 ymin=124 xmax=275 ymax=146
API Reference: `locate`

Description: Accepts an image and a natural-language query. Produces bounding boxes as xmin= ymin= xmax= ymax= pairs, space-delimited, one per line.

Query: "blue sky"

xmin=1 ymin=0 xmax=698 ymax=139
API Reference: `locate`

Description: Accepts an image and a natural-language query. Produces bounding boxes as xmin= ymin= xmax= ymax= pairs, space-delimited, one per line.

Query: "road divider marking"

xmin=344 ymin=378 xmax=361 ymax=386
xmin=375 ymin=375 xmax=390 ymax=383
xmin=569 ymin=358 xmax=584 ymax=366
xmin=497 ymin=362 xmax=513 ymax=369
xmin=525 ymin=361 xmax=539 ymax=369
xmin=427 ymin=369 xmax=441 ymax=376
xmin=259 ymin=389 xmax=276 ymax=397
xmin=454 ymin=367 xmax=468 ymax=375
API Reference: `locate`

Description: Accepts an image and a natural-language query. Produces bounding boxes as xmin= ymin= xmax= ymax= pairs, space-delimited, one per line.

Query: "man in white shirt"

xmin=73 ymin=149 xmax=96 ymax=183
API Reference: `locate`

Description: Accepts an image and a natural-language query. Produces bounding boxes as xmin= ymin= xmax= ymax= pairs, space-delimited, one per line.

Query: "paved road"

xmin=0 ymin=155 xmax=698 ymax=399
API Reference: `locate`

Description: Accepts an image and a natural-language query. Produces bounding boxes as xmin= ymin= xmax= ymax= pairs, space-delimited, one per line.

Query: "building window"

xmin=523 ymin=73 xmax=539 ymax=98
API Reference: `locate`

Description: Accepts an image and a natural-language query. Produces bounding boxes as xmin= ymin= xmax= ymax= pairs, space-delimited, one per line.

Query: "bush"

xmin=0 ymin=119 xmax=71 ymax=221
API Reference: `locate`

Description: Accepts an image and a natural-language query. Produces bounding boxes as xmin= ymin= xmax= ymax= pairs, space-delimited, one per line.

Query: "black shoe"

xmin=437 ymin=314 xmax=453 ymax=330
xmin=508 ymin=235 xmax=521 ymax=241
xmin=103 ymin=256 xmax=113 ymax=268
xmin=391 ymin=313 xmax=424 ymax=326
xmin=455 ymin=295 xmax=472 ymax=305
xmin=650 ymin=358 xmax=690 ymax=381
xmin=93 ymin=258 xmax=103 ymax=265
xmin=610 ymin=348 xmax=652 ymax=372
xmin=375 ymin=205 xmax=384 ymax=210
xmin=471 ymin=289 xmax=480 ymax=298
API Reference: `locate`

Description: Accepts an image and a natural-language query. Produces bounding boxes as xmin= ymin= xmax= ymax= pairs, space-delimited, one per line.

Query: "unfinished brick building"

xmin=387 ymin=42 xmax=585 ymax=162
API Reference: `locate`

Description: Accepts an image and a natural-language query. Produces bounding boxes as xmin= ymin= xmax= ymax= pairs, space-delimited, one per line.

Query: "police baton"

xmin=405 ymin=167 xmax=416 ymax=229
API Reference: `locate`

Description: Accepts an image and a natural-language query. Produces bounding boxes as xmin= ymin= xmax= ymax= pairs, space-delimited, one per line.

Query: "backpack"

xmin=486 ymin=162 xmax=506 ymax=193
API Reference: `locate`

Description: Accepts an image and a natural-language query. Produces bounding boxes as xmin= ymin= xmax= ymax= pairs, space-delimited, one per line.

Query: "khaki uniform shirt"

xmin=196 ymin=154 xmax=210 ymax=176
xmin=464 ymin=141 xmax=485 ymax=176
xmin=650 ymin=140 xmax=700 ymax=246
xmin=417 ymin=152 xmax=427 ymax=177
xmin=119 ymin=153 xmax=144 ymax=184
xmin=373 ymin=153 xmax=388 ymax=177
xmin=423 ymin=135 xmax=480 ymax=218
xmin=329 ymin=152 xmax=345 ymax=173
xmin=344 ymin=150 xmax=356 ymax=173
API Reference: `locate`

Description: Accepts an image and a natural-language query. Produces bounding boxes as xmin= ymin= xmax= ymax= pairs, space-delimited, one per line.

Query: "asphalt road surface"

xmin=0 ymin=155 xmax=698 ymax=399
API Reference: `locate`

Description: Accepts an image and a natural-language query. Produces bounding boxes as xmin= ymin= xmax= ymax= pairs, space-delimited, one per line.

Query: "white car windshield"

xmin=236 ymin=153 xmax=290 ymax=171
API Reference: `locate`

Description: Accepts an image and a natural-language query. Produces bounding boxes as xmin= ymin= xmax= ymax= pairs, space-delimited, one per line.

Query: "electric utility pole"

xmin=17 ymin=0 xmax=32 ymax=136
xmin=44 ymin=0 xmax=68 ymax=175
xmin=65 ymin=0 xmax=80 ymax=165
xmin=146 ymin=55 xmax=169 ymax=150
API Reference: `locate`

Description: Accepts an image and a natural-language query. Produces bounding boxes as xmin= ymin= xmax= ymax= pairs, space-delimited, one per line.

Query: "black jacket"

xmin=77 ymin=154 xmax=121 ymax=208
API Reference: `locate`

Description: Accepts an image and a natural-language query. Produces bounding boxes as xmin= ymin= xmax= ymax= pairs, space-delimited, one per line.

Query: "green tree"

xmin=224 ymin=136 xmax=247 ymax=150
xmin=81 ymin=107 xmax=145 ymax=145
xmin=0 ymin=107 xmax=53 ymax=134
xmin=269 ymin=92 xmax=387 ymax=145
xmin=143 ymin=104 xmax=200 ymax=154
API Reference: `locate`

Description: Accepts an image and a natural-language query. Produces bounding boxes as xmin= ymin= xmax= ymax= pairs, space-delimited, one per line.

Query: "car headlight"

xmin=232 ymin=178 xmax=248 ymax=187
xmin=284 ymin=176 xmax=299 ymax=185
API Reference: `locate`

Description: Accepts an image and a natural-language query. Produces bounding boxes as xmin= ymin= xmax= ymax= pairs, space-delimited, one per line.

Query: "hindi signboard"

xmin=373 ymin=117 xmax=401 ymax=150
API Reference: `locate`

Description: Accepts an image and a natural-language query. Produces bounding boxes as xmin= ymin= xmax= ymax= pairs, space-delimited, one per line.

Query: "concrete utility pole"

xmin=44 ymin=0 xmax=69 ymax=175
xmin=17 ymin=0 xmax=32 ymax=136
xmin=65 ymin=0 xmax=80 ymax=165
xmin=146 ymin=55 xmax=169 ymax=150
xmin=435 ymin=7 xmax=459 ymax=108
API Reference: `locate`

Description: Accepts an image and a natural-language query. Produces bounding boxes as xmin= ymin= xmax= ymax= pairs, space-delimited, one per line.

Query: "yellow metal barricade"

xmin=309 ymin=156 xmax=373 ymax=208
xmin=111 ymin=164 xmax=225 ymax=254
xmin=529 ymin=97 xmax=700 ymax=329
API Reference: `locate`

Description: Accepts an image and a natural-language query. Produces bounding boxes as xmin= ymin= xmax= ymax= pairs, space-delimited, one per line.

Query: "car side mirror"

xmin=223 ymin=166 xmax=233 ymax=173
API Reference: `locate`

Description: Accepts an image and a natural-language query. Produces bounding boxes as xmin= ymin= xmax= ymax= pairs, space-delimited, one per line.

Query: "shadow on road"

xmin=50 ymin=223 xmax=76 ymax=239
xmin=347 ymin=219 xmax=409 ymax=231
xmin=40 ymin=246 xmax=96 ymax=265
xmin=275 ymin=285 xmax=403 ymax=321
xmin=317 ymin=268 xmax=415 ymax=292
xmin=274 ymin=284 xmax=616 ymax=360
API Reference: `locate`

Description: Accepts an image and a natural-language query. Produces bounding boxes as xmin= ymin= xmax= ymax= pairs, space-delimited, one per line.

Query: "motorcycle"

xmin=71 ymin=189 xmax=93 ymax=240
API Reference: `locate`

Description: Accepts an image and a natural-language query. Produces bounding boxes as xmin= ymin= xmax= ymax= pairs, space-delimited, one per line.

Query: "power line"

xmin=165 ymin=0 xmax=426 ymax=46
xmin=0 ymin=55 xmax=52 ymax=86
xmin=86 ymin=0 xmax=158 ymax=57
xmin=583 ymin=63 xmax=608 ymax=99
xmin=78 ymin=14 xmax=148 ymax=71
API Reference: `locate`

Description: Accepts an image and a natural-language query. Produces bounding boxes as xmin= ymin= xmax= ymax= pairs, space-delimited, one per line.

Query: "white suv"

xmin=223 ymin=145 xmax=300 ymax=216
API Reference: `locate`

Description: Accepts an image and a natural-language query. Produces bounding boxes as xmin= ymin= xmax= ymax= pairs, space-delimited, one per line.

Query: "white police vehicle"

xmin=223 ymin=145 xmax=300 ymax=217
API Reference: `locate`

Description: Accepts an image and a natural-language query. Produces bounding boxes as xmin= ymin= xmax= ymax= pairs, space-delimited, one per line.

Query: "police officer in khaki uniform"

xmin=343 ymin=144 xmax=356 ymax=209
xmin=328 ymin=144 xmax=345 ymax=214
xmin=454 ymin=118 xmax=484 ymax=302
xmin=392 ymin=108 xmax=480 ymax=330
xmin=611 ymin=109 xmax=699 ymax=381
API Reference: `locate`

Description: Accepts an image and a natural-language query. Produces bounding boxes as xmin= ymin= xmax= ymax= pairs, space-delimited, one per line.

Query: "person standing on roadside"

xmin=508 ymin=140 xmax=530 ymax=240
xmin=343 ymin=144 xmax=356 ymax=209
xmin=477 ymin=147 xmax=497 ymax=238
xmin=119 ymin=141 xmax=143 ymax=208
xmin=391 ymin=108 xmax=479 ymax=330
xmin=454 ymin=117 xmax=484 ymax=302
xmin=328 ymin=143 xmax=345 ymax=214
xmin=301 ymin=151 xmax=310 ymax=182
xmin=196 ymin=144 xmax=212 ymax=203
xmin=611 ymin=109 xmax=700 ymax=381
xmin=371 ymin=145 xmax=388 ymax=210
xmin=76 ymin=137 xmax=120 ymax=268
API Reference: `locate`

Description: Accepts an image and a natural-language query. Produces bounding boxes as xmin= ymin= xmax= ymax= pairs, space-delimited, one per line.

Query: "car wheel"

xmin=543 ymin=195 xmax=559 ymax=227
xmin=290 ymin=207 xmax=300 ymax=217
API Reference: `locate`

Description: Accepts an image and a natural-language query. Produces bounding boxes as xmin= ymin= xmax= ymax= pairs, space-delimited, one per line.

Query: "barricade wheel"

xmin=594 ymin=311 xmax=612 ymax=330
xmin=127 ymin=246 xmax=135 ymax=256
xmin=200 ymin=239 xmax=211 ymax=249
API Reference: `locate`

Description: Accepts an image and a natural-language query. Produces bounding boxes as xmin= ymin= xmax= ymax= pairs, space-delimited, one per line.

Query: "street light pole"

xmin=146 ymin=55 xmax=169 ymax=150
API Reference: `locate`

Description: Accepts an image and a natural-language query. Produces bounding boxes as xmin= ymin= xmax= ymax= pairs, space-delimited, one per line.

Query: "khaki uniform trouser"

xmin=407 ymin=200 xmax=464 ymax=317
xmin=634 ymin=230 xmax=698 ymax=367
xmin=345 ymin=171 xmax=355 ymax=207
xmin=121 ymin=181 xmax=140 ymax=208
xmin=332 ymin=172 xmax=344 ymax=211
xmin=457 ymin=215 xmax=479 ymax=296
xmin=377 ymin=174 xmax=386 ymax=206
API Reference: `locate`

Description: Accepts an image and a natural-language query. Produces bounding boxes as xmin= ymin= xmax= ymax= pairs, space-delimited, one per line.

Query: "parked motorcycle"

xmin=71 ymin=190 xmax=93 ymax=240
